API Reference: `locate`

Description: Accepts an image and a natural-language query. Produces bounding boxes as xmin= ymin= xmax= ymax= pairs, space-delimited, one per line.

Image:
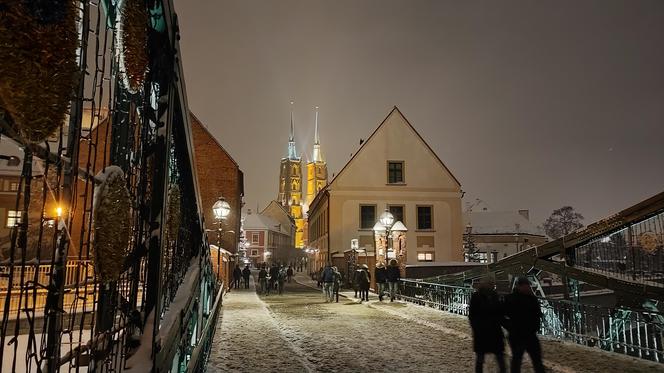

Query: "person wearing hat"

xmin=375 ymin=262 xmax=387 ymax=301
xmin=357 ymin=264 xmax=371 ymax=302
xmin=504 ymin=277 xmax=545 ymax=373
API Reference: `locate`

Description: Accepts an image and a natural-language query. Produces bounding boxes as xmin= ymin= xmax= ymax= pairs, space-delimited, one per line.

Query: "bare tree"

xmin=543 ymin=206 xmax=584 ymax=239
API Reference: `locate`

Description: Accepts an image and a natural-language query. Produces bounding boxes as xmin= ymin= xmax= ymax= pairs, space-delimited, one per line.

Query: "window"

xmin=417 ymin=206 xmax=433 ymax=230
xmin=251 ymin=249 xmax=258 ymax=256
xmin=359 ymin=205 xmax=376 ymax=229
xmin=388 ymin=205 xmax=404 ymax=224
xmin=251 ymin=233 xmax=260 ymax=244
xmin=387 ymin=161 xmax=404 ymax=184
xmin=417 ymin=252 xmax=434 ymax=262
xmin=9 ymin=182 xmax=19 ymax=192
xmin=6 ymin=210 xmax=21 ymax=228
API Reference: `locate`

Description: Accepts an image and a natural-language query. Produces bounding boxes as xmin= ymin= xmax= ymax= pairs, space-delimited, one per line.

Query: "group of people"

xmin=257 ymin=263 xmax=293 ymax=295
xmin=469 ymin=276 xmax=545 ymax=373
xmin=231 ymin=264 xmax=251 ymax=290
xmin=373 ymin=259 xmax=400 ymax=302
xmin=319 ymin=264 xmax=342 ymax=302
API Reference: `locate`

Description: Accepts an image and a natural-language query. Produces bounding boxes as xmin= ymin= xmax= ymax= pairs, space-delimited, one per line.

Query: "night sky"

xmin=175 ymin=0 xmax=664 ymax=226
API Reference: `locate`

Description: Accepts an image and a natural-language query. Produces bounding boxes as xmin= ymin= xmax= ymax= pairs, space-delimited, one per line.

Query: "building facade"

xmin=244 ymin=209 xmax=294 ymax=267
xmin=463 ymin=209 xmax=548 ymax=262
xmin=305 ymin=108 xmax=328 ymax=207
xmin=307 ymin=107 xmax=464 ymax=281
xmin=278 ymin=110 xmax=305 ymax=249
xmin=190 ymin=113 xmax=244 ymax=256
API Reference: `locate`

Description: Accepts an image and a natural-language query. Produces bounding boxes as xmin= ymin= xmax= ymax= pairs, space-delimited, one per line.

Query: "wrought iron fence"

xmin=0 ymin=0 xmax=221 ymax=372
xmin=398 ymin=279 xmax=664 ymax=363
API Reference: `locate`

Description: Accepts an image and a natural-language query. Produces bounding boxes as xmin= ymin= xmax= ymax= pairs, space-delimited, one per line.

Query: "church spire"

xmin=287 ymin=101 xmax=298 ymax=160
xmin=312 ymin=106 xmax=323 ymax=162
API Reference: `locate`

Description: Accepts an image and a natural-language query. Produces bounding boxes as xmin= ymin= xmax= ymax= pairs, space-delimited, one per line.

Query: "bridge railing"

xmin=398 ymin=279 xmax=664 ymax=363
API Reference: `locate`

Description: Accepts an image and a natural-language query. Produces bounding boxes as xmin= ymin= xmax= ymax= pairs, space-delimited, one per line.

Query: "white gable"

xmin=331 ymin=107 xmax=460 ymax=191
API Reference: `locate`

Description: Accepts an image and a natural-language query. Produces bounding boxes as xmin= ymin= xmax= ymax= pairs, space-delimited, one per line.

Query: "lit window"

xmin=417 ymin=252 xmax=434 ymax=262
xmin=387 ymin=161 xmax=404 ymax=184
xmin=9 ymin=182 xmax=19 ymax=192
xmin=6 ymin=210 xmax=21 ymax=228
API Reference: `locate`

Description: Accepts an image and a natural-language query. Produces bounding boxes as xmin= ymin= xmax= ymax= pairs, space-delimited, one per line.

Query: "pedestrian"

xmin=358 ymin=264 xmax=371 ymax=302
xmin=268 ymin=263 xmax=279 ymax=294
xmin=353 ymin=267 xmax=363 ymax=298
xmin=469 ymin=279 xmax=506 ymax=373
xmin=375 ymin=262 xmax=387 ymax=301
xmin=232 ymin=264 xmax=242 ymax=289
xmin=386 ymin=259 xmax=400 ymax=302
xmin=332 ymin=266 xmax=342 ymax=303
xmin=504 ymin=277 xmax=545 ymax=373
xmin=316 ymin=267 xmax=324 ymax=288
xmin=258 ymin=265 xmax=268 ymax=295
xmin=242 ymin=265 xmax=251 ymax=289
xmin=277 ymin=266 xmax=287 ymax=295
xmin=287 ymin=265 xmax=294 ymax=283
xmin=320 ymin=263 xmax=335 ymax=302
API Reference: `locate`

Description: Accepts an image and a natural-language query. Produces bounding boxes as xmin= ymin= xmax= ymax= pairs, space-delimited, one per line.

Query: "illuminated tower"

xmin=278 ymin=102 xmax=305 ymax=249
xmin=306 ymin=107 xmax=328 ymax=207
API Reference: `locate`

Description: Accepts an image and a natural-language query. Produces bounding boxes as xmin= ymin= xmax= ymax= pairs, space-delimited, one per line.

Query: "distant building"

xmin=244 ymin=209 xmax=293 ymax=267
xmin=305 ymin=108 xmax=328 ymax=208
xmin=307 ymin=106 xmax=464 ymax=279
xmin=277 ymin=110 xmax=305 ymax=249
xmin=463 ymin=209 xmax=548 ymax=262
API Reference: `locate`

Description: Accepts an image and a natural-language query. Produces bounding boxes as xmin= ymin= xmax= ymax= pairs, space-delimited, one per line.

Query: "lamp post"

xmin=373 ymin=209 xmax=407 ymax=267
xmin=212 ymin=196 xmax=231 ymax=284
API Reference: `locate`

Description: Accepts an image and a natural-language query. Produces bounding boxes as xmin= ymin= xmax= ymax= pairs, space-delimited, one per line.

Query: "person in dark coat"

xmin=469 ymin=280 xmax=506 ymax=373
xmin=258 ymin=266 xmax=268 ymax=295
xmin=286 ymin=265 xmax=294 ymax=283
xmin=268 ymin=264 xmax=279 ymax=295
xmin=358 ymin=264 xmax=371 ymax=302
xmin=232 ymin=264 xmax=242 ymax=289
xmin=353 ymin=268 xmax=363 ymax=298
xmin=242 ymin=265 xmax=251 ymax=289
xmin=504 ymin=277 xmax=545 ymax=373
xmin=385 ymin=259 xmax=400 ymax=302
xmin=375 ymin=262 xmax=387 ymax=301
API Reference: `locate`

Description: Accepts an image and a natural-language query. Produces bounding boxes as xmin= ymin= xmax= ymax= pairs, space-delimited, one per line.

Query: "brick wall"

xmin=190 ymin=113 xmax=243 ymax=253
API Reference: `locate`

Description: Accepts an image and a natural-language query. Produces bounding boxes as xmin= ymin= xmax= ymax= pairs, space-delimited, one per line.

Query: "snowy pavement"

xmin=206 ymin=273 xmax=664 ymax=373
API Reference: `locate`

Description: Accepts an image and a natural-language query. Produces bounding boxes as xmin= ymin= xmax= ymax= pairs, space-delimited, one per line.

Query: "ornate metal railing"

xmin=398 ymin=279 xmax=664 ymax=362
xmin=0 ymin=0 xmax=222 ymax=372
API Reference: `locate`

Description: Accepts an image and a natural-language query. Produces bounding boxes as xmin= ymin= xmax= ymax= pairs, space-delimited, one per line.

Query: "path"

xmin=206 ymin=272 xmax=664 ymax=372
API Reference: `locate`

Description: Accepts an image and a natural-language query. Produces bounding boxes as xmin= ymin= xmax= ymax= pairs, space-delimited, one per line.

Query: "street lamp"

xmin=212 ymin=196 xmax=230 ymax=285
xmin=373 ymin=209 xmax=407 ymax=267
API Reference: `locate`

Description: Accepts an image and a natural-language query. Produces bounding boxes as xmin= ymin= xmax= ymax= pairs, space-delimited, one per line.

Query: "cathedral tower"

xmin=306 ymin=107 xmax=328 ymax=207
xmin=278 ymin=103 xmax=305 ymax=249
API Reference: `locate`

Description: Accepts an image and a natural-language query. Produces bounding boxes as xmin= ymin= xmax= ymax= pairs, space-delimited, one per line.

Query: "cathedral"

xmin=277 ymin=105 xmax=328 ymax=249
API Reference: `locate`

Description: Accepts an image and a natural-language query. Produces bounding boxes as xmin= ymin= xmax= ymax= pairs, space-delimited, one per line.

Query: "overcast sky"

xmin=175 ymin=0 xmax=664 ymax=225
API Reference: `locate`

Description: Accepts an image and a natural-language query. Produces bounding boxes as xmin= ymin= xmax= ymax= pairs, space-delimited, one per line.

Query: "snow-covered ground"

xmin=207 ymin=273 xmax=664 ymax=373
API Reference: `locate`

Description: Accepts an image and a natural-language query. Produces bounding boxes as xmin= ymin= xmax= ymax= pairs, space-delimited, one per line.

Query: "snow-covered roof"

xmin=463 ymin=211 xmax=544 ymax=236
xmin=243 ymin=213 xmax=290 ymax=234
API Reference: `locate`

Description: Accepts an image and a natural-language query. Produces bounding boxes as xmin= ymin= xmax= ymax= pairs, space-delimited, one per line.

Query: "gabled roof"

xmin=261 ymin=200 xmax=296 ymax=226
xmin=463 ymin=211 xmax=545 ymax=236
xmin=189 ymin=112 xmax=240 ymax=168
xmin=243 ymin=212 xmax=290 ymax=234
xmin=328 ymin=106 xmax=461 ymax=188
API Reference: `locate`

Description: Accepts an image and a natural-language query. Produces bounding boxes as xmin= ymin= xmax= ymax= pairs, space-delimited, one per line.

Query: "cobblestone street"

xmin=207 ymin=274 xmax=664 ymax=373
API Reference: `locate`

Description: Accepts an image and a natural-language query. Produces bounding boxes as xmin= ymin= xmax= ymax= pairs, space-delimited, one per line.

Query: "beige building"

xmin=463 ymin=209 xmax=548 ymax=262
xmin=307 ymin=106 xmax=464 ymax=277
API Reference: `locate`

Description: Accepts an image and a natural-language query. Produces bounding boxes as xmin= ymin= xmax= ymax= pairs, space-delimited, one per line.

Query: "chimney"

xmin=518 ymin=209 xmax=529 ymax=220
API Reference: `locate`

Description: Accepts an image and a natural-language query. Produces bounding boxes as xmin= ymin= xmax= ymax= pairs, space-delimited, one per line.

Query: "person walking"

xmin=286 ymin=265 xmax=294 ymax=283
xmin=232 ymin=264 xmax=242 ymax=289
xmin=386 ymin=259 xmax=400 ymax=302
xmin=258 ymin=266 xmax=268 ymax=295
xmin=375 ymin=262 xmax=387 ymax=301
xmin=358 ymin=264 xmax=371 ymax=302
xmin=353 ymin=267 xmax=363 ymax=298
xmin=469 ymin=279 xmax=506 ymax=373
xmin=268 ymin=263 xmax=279 ymax=294
xmin=320 ymin=264 xmax=335 ymax=302
xmin=504 ymin=277 xmax=545 ymax=373
xmin=332 ymin=266 xmax=342 ymax=303
xmin=242 ymin=265 xmax=251 ymax=289
xmin=277 ymin=265 xmax=287 ymax=295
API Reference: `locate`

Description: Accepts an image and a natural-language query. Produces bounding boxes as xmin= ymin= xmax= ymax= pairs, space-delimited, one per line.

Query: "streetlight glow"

xmin=212 ymin=197 xmax=231 ymax=220
xmin=379 ymin=209 xmax=394 ymax=228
